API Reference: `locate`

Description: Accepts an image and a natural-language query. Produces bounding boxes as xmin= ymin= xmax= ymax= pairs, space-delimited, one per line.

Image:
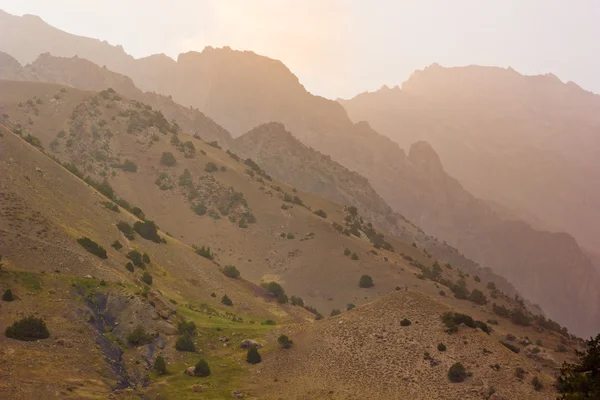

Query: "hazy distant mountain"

xmin=1 ymin=11 xmax=599 ymax=336
xmin=340 ymin=64 xmax=600 ymax=254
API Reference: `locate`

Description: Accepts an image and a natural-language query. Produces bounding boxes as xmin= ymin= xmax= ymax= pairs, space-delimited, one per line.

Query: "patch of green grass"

xmin=12 ymin=271 xmax=42 ymax=292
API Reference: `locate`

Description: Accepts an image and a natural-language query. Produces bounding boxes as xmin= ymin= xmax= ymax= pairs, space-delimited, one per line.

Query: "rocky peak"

xmin=408 ymin=141 xmax=444 ymax=174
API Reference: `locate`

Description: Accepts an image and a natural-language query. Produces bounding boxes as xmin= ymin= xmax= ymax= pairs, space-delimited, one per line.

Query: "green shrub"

xmin=351 ymin=253 xmax=359 ymax=260
xmin=102 ymin=201 xmax=119 ymax=212
xmin=127 ymin=250 xmax=143 ymax=267
xmin=179 ymin=168 xmax=193 ymax=187
xmin=116 ymin=221 xmax=135 ymax=240
xmin=501 ymin=341 xmax=520 ymax=353
xmin=400 ymin=318 xmax=411 ymax=327
xmin=223 ymin=265 xmax=240 ymax=279
xmin=247 ymin=346 xmax=262 ymax=364
xmin=205 ymin=162 xmax=218 ymax=172
xmin=194 ymin=359 xmax=211 ymax=377
xmin=178 ymin=320 xmax=197 ymax=335
xmin=515 ymin=367 xmax=525 ymax=380
xmin=290 ymin=296 xmax=305 ymax=307
xmin=314 ymin=209 xmax=327 ymax=218
xmin=346 ymin=303 xmax=355 ymax=311
xmin=142 ymin=253 xmax=151 ymax=264
xmin=221 ymin=295 xmax=233 ymax=306
xmin=154 ymin=355 xmax=167 ymax=375
xmin=330 ymin=309 xmax=342 ymax=317
xmin=278 ymin=335 xmax=293 ymax=349
xmin=111 ymin=240 xmax=123 ymax=250
xmin=344 ymin=248 xmax=351 ymax=256
xmin=127 ymin=325 xmax=153 ymax=346
xmin=469 ymin=289 xmax=488 ymax=305
xmin=437 ymin=343 xmax=446 ymax=351
xmin=5 ymin=316 xmax=50 ymax=341
xmin=176 ymin=332 xmax=196 ymax=352
xmin=192 ymin=202 xmax=207 ymax=216
xmin=531 ymin=376 xmax=542 ymax=391
xmin=125 ymin=262 xmax=134 ymax=273
xmin=557 ymin=344 xmax=567 ymax=353
xmin=77 ymin=237 xmax=107 ymax=259
xmin=3 ymin=289 xmax=14 ymax=302
xmin=448 ymin=362 xmax=467 ymax=382
xmin=358 ymin=275 xmax=374 ymax=288
xmin=133 ymin=221 xmax=161 ymax=243
xmin=195 ymin=246 xmax=213 ymax=259
xmin=141 ymin=272 xmax=153 ymax=285
xmin=160 ymin=152 xmax=176 ymax=166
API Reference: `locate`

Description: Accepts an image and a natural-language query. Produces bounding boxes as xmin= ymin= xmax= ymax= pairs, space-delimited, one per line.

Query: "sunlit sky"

xmin=1 ymin=0 xmax=599 ymax=99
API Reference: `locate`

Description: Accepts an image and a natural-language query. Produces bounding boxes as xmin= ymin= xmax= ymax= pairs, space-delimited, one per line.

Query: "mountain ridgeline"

xmin=0 ymin=10 xmax=598 ymax=339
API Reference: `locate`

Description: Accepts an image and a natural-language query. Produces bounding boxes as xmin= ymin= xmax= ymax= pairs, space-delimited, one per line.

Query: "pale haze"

xmin=1 ymin=0 xmax=599 ymax=98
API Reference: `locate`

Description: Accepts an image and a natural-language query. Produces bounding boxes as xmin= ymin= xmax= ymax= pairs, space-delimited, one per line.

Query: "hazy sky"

xmin=1 ymin=0 xmax=599 ymax=99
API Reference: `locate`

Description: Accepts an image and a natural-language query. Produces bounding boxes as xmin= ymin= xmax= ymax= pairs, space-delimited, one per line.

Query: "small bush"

xmin=346 ymin=303 xmax=355 ymax=311
xmin=314 ymin=209 xmax=327 ymax=218
xmin=77 ymin=237 xmax=107 ymax=259
xmin=501 ymin=341 xmax=520 ymax=353
xmin=195 ymin=246 xmax=213 ymax=259
xmin=160 ymin=152 xmax=177 ymax=166
xmin=469 ymin=289 xmax=488 ymax=305
xmin=205 ymin=162 xmax=218 ymax=172
xmin=127 ymin=250 xmax=143 ymax=267
xmin=111 ymin=240 xmax=123 ymax=250
xmin=278 ymin=335 xmax=293 ymax=349
xmin=515 ymin=367 xmax=525 ymax=380
xmin=116 ymin=221 xmax=135 ymax=240
xmin=176 ymin=332 xmax=196 ymax=352
xmin=247 ymin=346 xmax=262 ymax=364
xmin=223 ymin=265 xmax=240 ymax=279
xmin=178 ymin=320 xmax=197 ymax=335
xmin=127 ymin=325 xmax=153 ymax=346
xmin=221 ymin=295 xmax=233 ymax=306
xmin=351 ymin=253 xmax=359 ymax=260
xmin=344 ymin=248 xmax=351 ymax=256
xmin=358 ymin=275 xmax=374 ymax=288
xmin=448 ymin=362 xmax=467 ymax=382
xmin=556 ymin=344 xmax=567 ymax=353
xmin=437 ymin=343 xmax=447 ymax=351
xmin=400 ymin=318 xmax=411 ymax=327
xmin=142 ymin=253 xmax=151 ymax=264
xmin=141 ymin=272 xmax=153 ymax=285
xmin=154 ymin=355 xmax=167 ymax=375
xmin=531 ymin=376 xmax=542 ymax=391
xmin=3 ymin=289 xmax=14 ymax=302
xmin=194 ymin=359 xmax=211 ymax=377
xmin=125 ymin=262 xmax=134 ymax=272
xmin=291 ymin=296 xmax=305 ymax=307
xmin=330 ymin=309 xmax=342 ymax=317
xmin=5 ymin=316 xmax=50 ymax=341
xmin=133 ymin=220 xmax=161 ymax=243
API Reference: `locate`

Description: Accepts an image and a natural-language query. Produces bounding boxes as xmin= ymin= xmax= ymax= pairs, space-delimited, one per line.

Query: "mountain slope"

xmin=0 ymin=13 xmax=597 ymax=336
xmin=340 ymin=64 xmax=600 ymax=253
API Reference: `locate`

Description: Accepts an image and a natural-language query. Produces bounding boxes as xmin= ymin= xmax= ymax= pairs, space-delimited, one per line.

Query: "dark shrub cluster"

xmin=77 ymin=237 xmax=107 ymax=259
xmin=359 ymin=275 xmax=374 ymax=288
xmin=5 ymin=316 xmax=50 ymax=341
xmin=222 ymin=265 xmax=240 ymax=279
xmin=133 ymin=220 xmax=161 ymax=243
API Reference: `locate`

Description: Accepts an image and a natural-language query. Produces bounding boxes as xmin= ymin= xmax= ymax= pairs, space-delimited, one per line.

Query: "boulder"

xmin=240 ymin=339 xmax=262 ymax=349
xmin=55 ymin=338 xmax=73 ymax=348
xmin=185 ymin=367 xmax=195 ymax=376
xmin=191 ymin=384 xmax=204 ymax=393
xmin=155 ymin=320 xmax=178 ymax=336
xmin=147 ymin=290 xmax=177 ymax=319
xmin=219 ymin=336 xmax=229 ymax=342
xmin=231 ymin=391 xmax=244 ymax=398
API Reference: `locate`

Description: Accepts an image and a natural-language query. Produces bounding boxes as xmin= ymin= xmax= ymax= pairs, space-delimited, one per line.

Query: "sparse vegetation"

xmin=127 ymin=250 xmax=143 ymax=267
xmin=330 ymin=309 xmax=342 ymax=317
xmin=448 ymin=362 xmax=467 ymax=382
xmin=400 ymin=318 xmax=411 ymax=326
xmin=346 ymin=303 xmax=355 ymax=311
xmin=5 ymin=316 xmax=50 ymax=341
xmin=178 ymin=320 xmax=197 ymax=335
xmin=141 ymin=272 xmax=153 ymax=285
xmin=205 ymin=162 xmax=218 ymax=172
xmin=3 ymin=289 xmax=14 ymax=302
xmin=437 ymin=343 xmax=446 ymax=351
xmin=194 ymin=359 xmax=211 ymax=377
xmin=133 ymin=220 xmax=161 ymax=243
xmin=501 ymin=341 xmax=520 ymax=353
xmin=515 ymin=367 xmax=525 ymax=380
xmin=344 ymin=248 xmax=351 ymax=256
xmin=221 ymin=295 xmax=233 ymax=306
xmin=116 ymin=221 xmax=135 ymax=240
xmin=154 ymin=355 xmax=167 ymax=375
xmin=176 ymin=332 xmax=196 ymax=352
xmin=77 ymin=237 xmax=107 ymax=259
xmin=247 ymin=346 xmax=262 ymax=364
xmin=127 ymin=325 xmax=153 ymax=346
xmin=351 ymin=253 xmax=359 ymax=260
xmin=359 ymin=275 xmax=374 ymax=288
xmin=532 ymin=376 xmax=542 ymax=391
xmin=222 ymin=265 xmax=241 ymax=279
xmin=111 ymin=240 xmax=123 ymax=250
xmin=160 ymin=152 xmax=177 ymax=166
xmin=195 ymin=245 xmax=213 ymax=259
xmin=314 ymin=209 xmax=327 ymax=218
xmin=278 ymin=335 xmax=293 ymax=349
